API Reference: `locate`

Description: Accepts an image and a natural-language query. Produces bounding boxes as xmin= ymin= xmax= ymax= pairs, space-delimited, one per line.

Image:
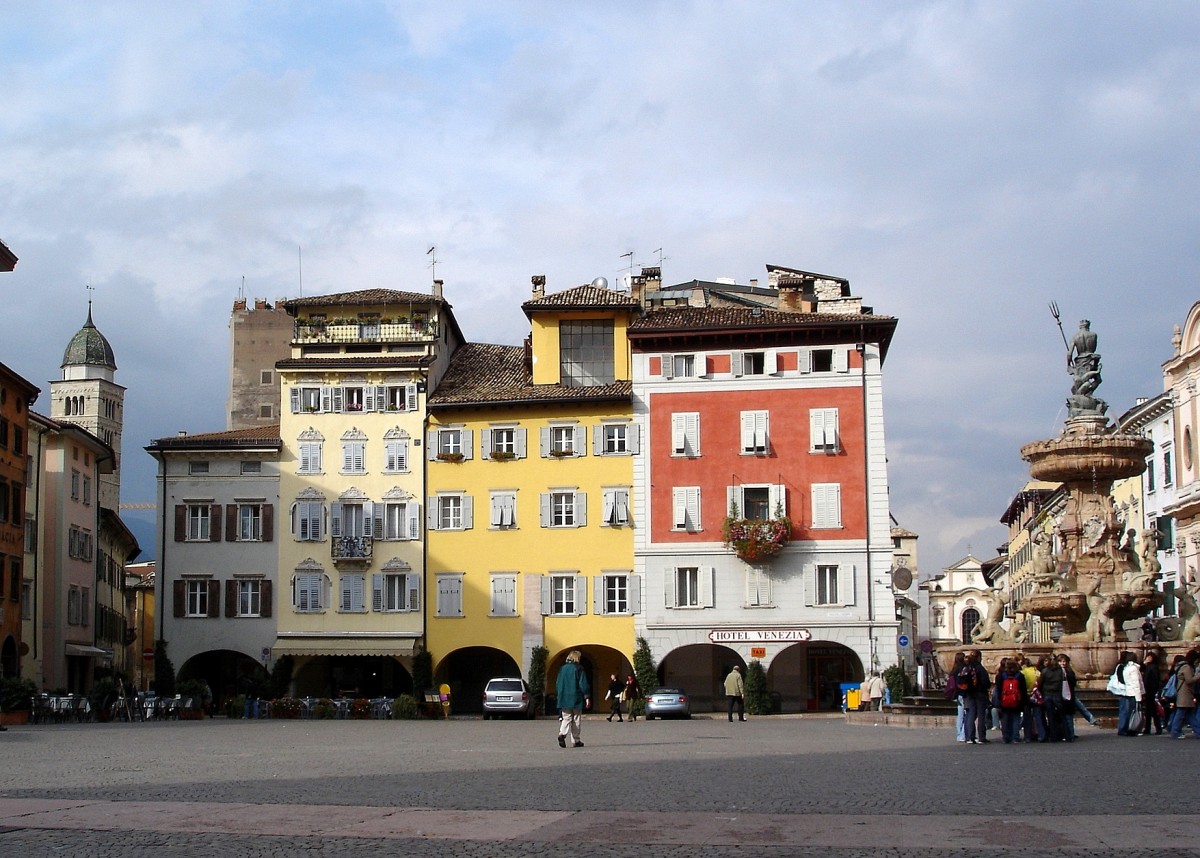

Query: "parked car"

xmin=482 ymin=677 xmax=535 ymax=719
xmin=644 ymin=687 xmax=690 ymax=719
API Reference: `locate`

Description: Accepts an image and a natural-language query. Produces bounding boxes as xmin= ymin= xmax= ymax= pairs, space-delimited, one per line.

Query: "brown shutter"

xmin=262 ymin=504 xmax=274 ymax=542
xmin=174 ymin=505 xmax=186 ymax=542
xmin=261 ymin=580 xmax=273 ymax=617
xmin=226 ymin=504 xmax=238 ymax=542
xmin=208 ymin=580 xmax=220 ymax=617
xmin=225 ymin=580 xmax=237 ymax=618
xmin=173 ymin=580 xmax=185 ymax=617
xmin=210 ymin=505 xmax=222 ymax=542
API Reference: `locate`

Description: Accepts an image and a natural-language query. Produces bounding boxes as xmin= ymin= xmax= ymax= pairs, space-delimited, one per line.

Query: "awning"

xmin=272 ymin=637 xmax=417 ymax=658
xmin=65 ymin=644 xmax=112 ymax=658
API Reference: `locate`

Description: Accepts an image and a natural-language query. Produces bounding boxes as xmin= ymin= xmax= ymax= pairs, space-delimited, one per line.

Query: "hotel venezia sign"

xmin=708 ymin=628 xmax=812 ymax=644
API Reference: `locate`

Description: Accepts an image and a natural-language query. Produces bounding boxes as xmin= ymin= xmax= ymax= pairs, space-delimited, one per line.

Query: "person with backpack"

xmin=1039 ymin=654 xmax=1069 ymax=741
xmin=1168 ymin=649 xmax=1200 ymax=739
xmin=959 ymin=649 xmax=992 ymax=744
xmin=1116 ymin=650 xmax=1145 ymax=736
xmin=991 ymin=657 xmax=1027 ymax=744
xmin=1019 ymin=655 xmax=1043 ymax=742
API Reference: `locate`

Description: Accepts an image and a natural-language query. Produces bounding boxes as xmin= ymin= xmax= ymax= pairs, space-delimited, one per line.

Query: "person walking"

xmin=555 ymin=651 xmax=591 ymax=748
xmin=959 ymin=650 xmax=992 ymax=744
xmin=605 ymin=674 xmax=624 ymax=722
xmin=1169 ymin=650 xmax=1200 ymax=739
xmin=724 ymin=665 xmax=745 ymax=722
xmin=623 ymin=674 xmax=641 ymax=722
xmin=867 ymin=672 xmax=887 ymax=711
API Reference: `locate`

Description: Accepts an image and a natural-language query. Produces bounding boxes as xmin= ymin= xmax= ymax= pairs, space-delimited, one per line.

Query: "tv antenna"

xmin=427 ymin=246 xmax=438 ymax=283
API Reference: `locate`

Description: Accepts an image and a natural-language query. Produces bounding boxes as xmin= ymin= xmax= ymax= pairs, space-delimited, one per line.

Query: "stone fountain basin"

xmin=1020 ymin=433 xmax=1152 ymax=483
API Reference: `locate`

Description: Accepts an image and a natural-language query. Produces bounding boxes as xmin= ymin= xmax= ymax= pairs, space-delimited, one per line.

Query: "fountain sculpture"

xmin=937 ymin=311 xmax=1195 ymax=686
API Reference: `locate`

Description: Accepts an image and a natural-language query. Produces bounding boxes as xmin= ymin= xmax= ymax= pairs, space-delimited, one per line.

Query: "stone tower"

xmin=52 ymin=302 xmax=125 ymax=510
xmin=227 ymin=297 xmax=292 ymax=430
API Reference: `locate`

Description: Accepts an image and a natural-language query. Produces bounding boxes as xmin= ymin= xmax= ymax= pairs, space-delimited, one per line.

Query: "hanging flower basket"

xmin=722 ymin=513 xmax=792 ymax=562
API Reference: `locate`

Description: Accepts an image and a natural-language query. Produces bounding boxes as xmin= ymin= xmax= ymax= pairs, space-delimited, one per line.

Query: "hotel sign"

xmin=708 ymin=628 xmax=812 ymax=644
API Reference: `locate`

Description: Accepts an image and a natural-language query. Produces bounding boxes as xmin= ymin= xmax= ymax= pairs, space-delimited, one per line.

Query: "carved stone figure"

xmin=1180 ymin=577 xmax=1200 ymax=642
xmin=1126 ymin=528 xmax=1163 ymax=593
xmin=1080 ymin=575 xmax=1117 ymax=642
xmin=1029 ymin=530 xmax=1064 ymax=593
xmin=971 ymin=588 xmax=1018 ymax=644
xmin=1065 ymin=319 xmax=1108 ymax=417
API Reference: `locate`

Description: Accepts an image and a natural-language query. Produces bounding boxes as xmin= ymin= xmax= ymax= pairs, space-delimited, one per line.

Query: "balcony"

xmin=332 ymin=536 xmax=374 ymax=565
xmin=294 ymin=319 xmax=438 ymax=345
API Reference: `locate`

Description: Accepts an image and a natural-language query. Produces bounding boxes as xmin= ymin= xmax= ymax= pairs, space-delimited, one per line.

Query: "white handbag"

xmin=1106 ymin=672 xmax=1125 ymax=696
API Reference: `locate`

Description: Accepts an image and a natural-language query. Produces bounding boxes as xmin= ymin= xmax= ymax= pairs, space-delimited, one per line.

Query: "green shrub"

xmin=226 ymin=694 xmax=247 ymax=719
xmin=1 ymin=676 xmax=38 ymax=711
xmin=631 ymin=636 xmax=657 ymax=718
xmin=153 ymin=640 xmax=176 ymax=697
xmin=392 ymin=694 xmax=419 ymax=720
xmin=314 ymin=698 xmax=336 ymax=719
xmin=412 ymin=650 xmax=433 ymax=697
xmin=528 ymin=646 xmax=548 ymax=715
xmin=744 ymin=660 xmax=772 ymax=715
xmin=882 ymin=665 xmax=910 ymax=704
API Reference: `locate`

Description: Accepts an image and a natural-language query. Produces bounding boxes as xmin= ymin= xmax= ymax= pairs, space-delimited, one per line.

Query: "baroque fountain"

xmin=939 ymin=314 xmax=1199 ymax=688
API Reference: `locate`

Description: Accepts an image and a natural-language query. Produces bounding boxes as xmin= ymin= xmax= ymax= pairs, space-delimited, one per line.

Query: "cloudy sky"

xmin=2 ymin=2 xmax=1198 ymax=577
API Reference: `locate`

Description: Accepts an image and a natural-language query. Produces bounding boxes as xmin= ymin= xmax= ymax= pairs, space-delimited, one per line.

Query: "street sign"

xmin=897 ymin=634 xmax=910 ymax=648
xmin=750 ymin=646 xmax=766 ymax=659
xmin=142 ymin=648 xmax=154 ymax=660
xmin=919 ymin=639 xmax=934 ymax=653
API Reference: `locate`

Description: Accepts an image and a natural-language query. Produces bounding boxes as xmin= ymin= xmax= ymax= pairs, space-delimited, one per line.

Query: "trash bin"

xmin=840 ymin=683 xmax=860 ymax=712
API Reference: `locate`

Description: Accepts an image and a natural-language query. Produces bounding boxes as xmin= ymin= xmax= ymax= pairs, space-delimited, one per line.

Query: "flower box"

xmin=722 ymin=513 xmax=792 ymax=562
xmin=436 ymin=453 xmax=464 ymax=463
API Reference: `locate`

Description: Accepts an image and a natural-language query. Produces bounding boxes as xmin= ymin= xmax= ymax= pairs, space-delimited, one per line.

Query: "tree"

xmin=882 ymin=665 xmax=910 ymax=705
xmin=631 ymin=636 xmax=657 ymax=718
xmin=268 ymin=655 xmax=294 ymax=698
xmin=744 ymin=660 xmax=772 ymax=714
xmin=153 ymin=639 xmax=175 ymax=697
xmin=527 ymin=646 xmax=548 ymax=715
xmin=412 ymin=650 xmax=433 ymax=696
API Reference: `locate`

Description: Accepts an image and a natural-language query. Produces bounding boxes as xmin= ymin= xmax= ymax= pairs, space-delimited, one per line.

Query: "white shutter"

xmin=481 ymin=428 xmax=492 ymax=456
xmin=406 ymin=384 xmax=418 ymax=411
xmin=320 ymin=385 xmax=333 ymax=412
xmin=574 ymin=492 xmax=586 ymax=527
xmin=839 ymin=564 xmax=857 ymax=606
xmin=290 ymin=388 xmax=301 ymax=413
xmin=575 ymin=574 xmax=586 ymax=614
xmin=810 ymin=409 xmax=825 ymax=450
xmin=407 ymin=503 xmax=420 ymax=539
xmin=629 ymin=575 xmax=642 ymax=614
xmin=834 ymin=347 xmax=850 ymax=373
xmin=427 ymin=500 xmax=438 ymax=530
xmin=673 ymin=488 xmax=687 ymax=529
xmin=361 ymin=502 xmax=374 ymax=537
xmin=665 ymin=567 xmax=676 ymax=608
xmin=765 ymin=350 xmax=778 ymax=374
xmin=687 ymin=488 xmax=700 ymax=531
xmin=540 ymin=493 xmax=551 ymax=527
xmin=803 ymin=564 xmax=815 ymax=606
xmin=491 ymin=494 xmax=503 ymax=528
xmin=740 ymin=412 xmax=755 ymax=452
xmin=592 ymin=425 xmax=603 ymax=456
xmin=372 ymin=574 xmax=383 ymax=611
xmin=671 ymin=414 xmax=685 ymax=454
xmin=462 ymin=495 xmax=474 ymax=529
xmin=515 ymin=428 xmax=527 ymax=459
xmin=731 ymin=351 xmax=744 ymax=377
xmin=687 ymin=413 xmax=699 ymax=455
xmin=407 ymin=573 xmax=420 ymax=611
xmin=540 ymin=427 xmax=550 ymax=457
xmin=330 ymin=502 xmax=343 ymax=538
xmin=662 ymin=354 xmax=674 ymax=378
xmin=614 ymin=489 xmax=629 ymax=525
xmin=331 ymin=387 xmax=344 ymax=413
xmin=627 ymin=424 xmax=641 ymax=455
xmin=461 ymin=429 xmax=474 ymax=460
xmin=572 ymin=425 xmax=584 ymax=457
xmin=593 ymin=577 xmax=603 ymax=615
xmin=799 ymin=349 xmax=812 ymax=373
xmin=373 ymin=505 xmax=384 ymax=539
xmin=768 ymin=484 xmax=786 ymax=518
xmin=602 ymin=490 xmax=615 ymax=525
xmin=426 ymin=431 xmax=438 ymax=460
xmin=540 ymin=576 xmax=552 ymax=615
xmin=364 ymin=387 xmax=376 ymax=412
xmin=701 ymin=566 xmax=715 ymax=608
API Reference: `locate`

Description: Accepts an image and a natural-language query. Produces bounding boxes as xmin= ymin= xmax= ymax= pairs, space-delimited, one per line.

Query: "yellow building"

xmin=273 ymin=286 xmax=463 ymax=698
xmin=425 ymin=279 xmax=641 ymax=711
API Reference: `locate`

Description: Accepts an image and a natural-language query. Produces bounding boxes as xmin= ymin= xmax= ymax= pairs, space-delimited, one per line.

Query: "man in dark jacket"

xmin=961 ymin=649 xmax=992 ymax=744
xmin=556 ymin=650 xmax=591 ymax=748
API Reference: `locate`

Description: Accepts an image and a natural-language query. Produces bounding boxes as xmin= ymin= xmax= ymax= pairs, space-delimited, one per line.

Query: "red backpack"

xmin=999 ymin=675 xmax=1021 ymax=709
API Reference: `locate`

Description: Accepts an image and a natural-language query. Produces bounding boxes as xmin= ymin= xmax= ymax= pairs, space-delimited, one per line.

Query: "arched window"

xmin=960 ymin=608 xmax=981 ymax=644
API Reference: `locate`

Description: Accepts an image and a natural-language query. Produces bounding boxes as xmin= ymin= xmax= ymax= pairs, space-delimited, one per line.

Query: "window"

xmin=667 ymin=566 xmax=713 ymax=609
xmin=67 ymin=585 xmax=82 ymax=624
xmin=732 ymin=351 xmax=772 ymax=376
xmin=671 ymin=413 xmax=700 ymax=457
xmin=808 ymin=563 xmax=855 ymax=607
xmin=237 ymin=580 xmax=262 ymax=617
xmin=728 ymin=484 xmax=785 ymax=521
xmin=490 ymin=574 xmax=518 ymax=617
xmin=595 ymin=422 xmax=639 ymax=456
xmin=187 ymin=504 xmax=212 ymax=541
xmin=542 ymin=424 xmax=582 ymax=458
xmin=21 ymin=579 xmax=31 ymax=621
xmin=1146 ymin=455 xmax=1157 ymax=492
xmin=339 ymin=574 xmax=366 ymax=612
xmin=811 ymin=483 xmax=842 ymax=529
xmin=383 ymin=501 xmax=419 ymax=540
xmin=341 ymin=441 xmax=366 ymax=474
xmin=672 ymin=487 xmax=701 ymax=531
xmin=241 ymin=460 xmax=262 ymax=475
xmin=292 ymin=500 xmax=324 ymax=541
xmin=259 ymin=404 xmax=274 ymax=419
xmin=601 ymin=488 xmax=631 ymax=527
xmin=484 ymin=426 xmax=526 ymax=459
xmin=331 ymin=502 xmax=372 ymax=557
xmin=746 ymin=567 xmax=771 ymax=607
xmin=810 ymin=408 xmax=840 ymax=453
xmin=436 ymin=573 xmax=464 ymax=617
xmin=294 ymin=573 xmax=324 ymax=612
xmin=560 ymin=320 xmax=615 ymax=387
xmin=81 ymin=476 xmax=91 ymax=506
xmin=596 ymin=572 xmax=639 ymax=615
xmin=490 ymin=491 xmax=517 ymax=529
xmin=68 ymin=525 xmax=94 ymax=560
xmin=188 ymin=461 xmax=209 ymax=475
xmin=384 ymin=439 xmax=410 ymax=473
xmin=186 ymin=579 xmax=210 ymax=617
xmin=431 ymin=494 xmax=472 ymax=530
xmin=740 ymin=410 xmax=770 ymax=454
xmin=384 ymin=384 xmax=418 ymax=412
xmin=545 ymin=573 xmax=582 ymax=616
xmin=1163 ymin=446 xmax=1174 ymax=487
xmin=541 ymin=490 xmax=586 ymax=527
xmin=343 ymin=386 xmax=365 ymax=412
xmin=260 ymin=370 xmax=273 ymax=385
xmin=298 ymin=442 xmax=323 ymax=474
xmin=664 ymin=353 xmax=696 ymax=378
xmin=70 ymin=470 xmax=80 ymax=501
xmin=960 ymin=607 xmax=980 ymax=644
xmin=374 ymin=572 xmax=419 ymax=612
xmin=431 ymin=427 xmax=473 ymax=461
xmin=238 ymin=504 xmax=262 ymax=541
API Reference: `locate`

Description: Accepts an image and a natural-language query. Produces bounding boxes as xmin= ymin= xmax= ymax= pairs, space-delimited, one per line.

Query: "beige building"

xmin=227 ymin=298 xmax=294 ymax=430
xmin=1165 ymin=301 xmax=1200 ymax=589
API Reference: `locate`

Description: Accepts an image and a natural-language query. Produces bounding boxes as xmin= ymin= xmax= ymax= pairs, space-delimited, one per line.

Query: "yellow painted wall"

xmin=529 ymin=313 xmax=633 ymax=385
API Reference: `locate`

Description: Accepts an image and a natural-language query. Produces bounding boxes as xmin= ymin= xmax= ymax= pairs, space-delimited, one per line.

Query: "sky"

xmin=1 ymin=1 xmax=1198 ymax=578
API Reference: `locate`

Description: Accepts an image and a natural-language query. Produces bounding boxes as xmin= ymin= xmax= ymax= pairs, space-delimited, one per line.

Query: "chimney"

xmin=523 ymin=335 xmax=533 ymax=372
xmin=531 ymin=275 xmax=546 ymax=300
xmin=432 ymin=279 xmax=444 ymax=300
xmin=777 ymin=277 xmax=811 ymax=313
xmin=749 ymin=279 xmax=758 ymax=289
xmin=233 ymin=298 xmax=247 ymax=312
xmin=254 ymin=299 xmax=269 ymax=310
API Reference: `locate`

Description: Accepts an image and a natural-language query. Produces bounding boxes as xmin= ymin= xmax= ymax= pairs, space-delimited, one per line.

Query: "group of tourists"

xmin=949 ymin=647 xmax=1200 ymax=744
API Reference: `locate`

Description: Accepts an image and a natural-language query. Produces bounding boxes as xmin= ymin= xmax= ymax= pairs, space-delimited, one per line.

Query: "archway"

xmin=290 ymin=655 xmax=413 ymax=699
xmin=545 ymin=645 xmax=631 ymax=714
xmin=961 ymin=608 xmax=981 ymax=644
xmin=178 ymin=649 xmax=269 ymax=709
xmin=656 ymin=644 xmax=743 ymax=712
xmin=435 ymin=647 xmax=520 ymax=714
xmin=768 ymin=641 xmax=865 ymax=712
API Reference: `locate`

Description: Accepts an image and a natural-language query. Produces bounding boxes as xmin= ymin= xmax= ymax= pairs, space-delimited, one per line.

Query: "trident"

xmin=1049 ymin=301 xmax=1070 ymax=359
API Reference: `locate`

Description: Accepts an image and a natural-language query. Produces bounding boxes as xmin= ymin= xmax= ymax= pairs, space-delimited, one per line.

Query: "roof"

xmin=428 ymin=342 xmax=632 ymax=409
xmin=275 ymin=355 xmax=434 ymax=370
xmin=0 ymin=237 xmax=16 ymax=272
xmin=147 ymin=424 xmax=282 ymax=451
xmin=61 ymin=304 xmax=116 ymax=369
xmin=522 ymin=284 xmax=643 ymax=316
xmin=890 ymin=526 xmax=919 ymax=539
xmin=281 ymin=289 xmax=446 ymax=311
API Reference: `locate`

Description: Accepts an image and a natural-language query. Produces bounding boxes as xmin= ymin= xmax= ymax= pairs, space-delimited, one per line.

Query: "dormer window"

xmin=559 ymin=320 xmax=614 ymax=387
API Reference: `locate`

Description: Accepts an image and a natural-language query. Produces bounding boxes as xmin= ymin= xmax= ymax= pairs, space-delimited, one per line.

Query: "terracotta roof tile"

xmin=522 ymin=284 xmax=642 ymax=314
xmin=282 ymin=289 xmax=444 ymax=310
xmin=148 ymin=425 xmax=282 ymax=449
xmin=276 ymin=355 xmax=433 ymax=369
xmin=629 ymin=307 xmax=894 ymax=332
xmin=428 ymin=343 xmax=632 ymax=408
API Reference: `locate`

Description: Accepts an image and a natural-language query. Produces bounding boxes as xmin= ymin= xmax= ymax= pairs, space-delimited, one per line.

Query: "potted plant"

xmin=314 ymin=697 xmax=336 ymax=719
xmin=722 ymin=502 xmax=792 ymax=562
xmin=489 ymin=450 xmax=515 ymax=461
xmin=392 ymin=694 xmax=418 ymax=720
xmin=435 ymin=452 xmax=464 ymax=463
xmin=270 ymin=696 xmax=302 ymax=719
xmin=349 ymin=698 xmax=373 ymax=719
xmin=0 ymin=676 xmax=37 ymax=725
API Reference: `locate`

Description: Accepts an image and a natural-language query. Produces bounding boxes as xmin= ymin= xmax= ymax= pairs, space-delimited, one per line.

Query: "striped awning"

xmin=272 ymin=637 xmax=417 ymax=657
xmin=65 ymin=644 xmax=112 ymax=658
